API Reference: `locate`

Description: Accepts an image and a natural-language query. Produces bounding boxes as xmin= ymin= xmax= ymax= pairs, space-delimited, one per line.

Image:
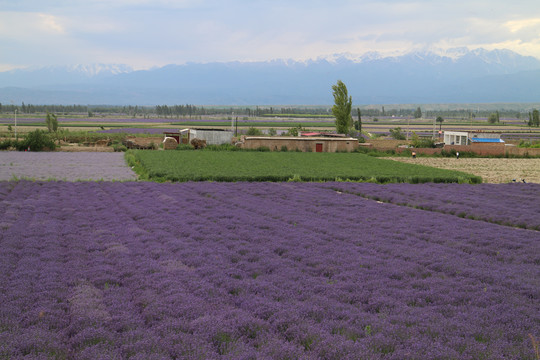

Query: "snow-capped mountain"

xmin=0 ymin=63 xmax=133 ymax=87
xmin=1 ymin=48 xmax=539 ymax=104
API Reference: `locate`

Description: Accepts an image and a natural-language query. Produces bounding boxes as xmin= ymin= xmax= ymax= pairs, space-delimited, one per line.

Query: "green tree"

xmin=436 ymin=116 xmax=444 ymax=132
xmin=411 ymin=132 xmax=435 ymax=148
xmin=246 ymin=127 xmax=263 ymax=136
xmin=286 ymin=124 xmax=304 ymax=136
xmin=389 ymin=127 xmax=406 ymax=140
xmin=45 ymin=112 xmax=58 ymax=133
xmin=355 ymin=108 xmax=362 ymax=132
xmin=488 ymin=113 xmax=498 ymax=124
xmin=331 ymin=80 xmax=352 ymax=134
xmin=533 ymin=109 xmax=540 ymax=127
xmin=413 ymin=107 xmax=422 ymax=119
xmin=18 ymin=129 xmax=56 ymax=151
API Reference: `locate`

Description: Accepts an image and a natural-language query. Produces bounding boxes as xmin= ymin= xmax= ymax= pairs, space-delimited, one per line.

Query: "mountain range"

xmin=1 ymin=48 xmax=539 ymax=105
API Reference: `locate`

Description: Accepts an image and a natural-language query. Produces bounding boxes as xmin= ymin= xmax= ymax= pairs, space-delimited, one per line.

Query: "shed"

xmin=443 ymin=131 xmax=470 ymax=145
xmin=443 ymin=131 xmax=504 ymax=146
xmin=238 ymin=136 xmax=359 ymax=152
xmin=164 ymin=128 xmax=233 ymax=146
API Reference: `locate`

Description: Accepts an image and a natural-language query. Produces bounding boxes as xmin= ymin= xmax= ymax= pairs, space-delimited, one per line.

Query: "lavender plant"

xmin=323 ymin=182 xmax=540 ymax=230
xmin=0 ymin=181 xmax=538 ymax=359
xmin=0 ymin=152 xmax=137 ymax=181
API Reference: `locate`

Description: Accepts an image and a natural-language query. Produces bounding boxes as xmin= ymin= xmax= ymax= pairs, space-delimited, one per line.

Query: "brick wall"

xmin=240 ymin=137 xmax=359 ymax=152
xmin=395 ymin=144 xmax=540 ymax=157
xmin=506 ymin=147 xmax=540 ymax=156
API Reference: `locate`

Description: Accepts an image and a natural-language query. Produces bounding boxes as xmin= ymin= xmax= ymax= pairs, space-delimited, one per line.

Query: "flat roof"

xmin=470 ymin=138 xmax=505 ymax=143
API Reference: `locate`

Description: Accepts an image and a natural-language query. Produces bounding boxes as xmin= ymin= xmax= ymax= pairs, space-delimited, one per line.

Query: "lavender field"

xmin=0 ymin=181 xmax=538 ymax=359
xmin=324 ymin=182 xmax=540 ymax=230
xmin=0 ymin=152 xmax=137 ymax=181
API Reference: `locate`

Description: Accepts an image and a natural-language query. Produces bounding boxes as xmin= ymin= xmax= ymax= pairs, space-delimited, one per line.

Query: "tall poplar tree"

xmin=45 ymin=112 xmax=58 ymax=133
xmin=356 ymin=108 xmax=362 ymax=132
xmin=331 ymin=80 xmax=352 ymax=134
xmin=533 ymin=109 xmax=540 ymax=127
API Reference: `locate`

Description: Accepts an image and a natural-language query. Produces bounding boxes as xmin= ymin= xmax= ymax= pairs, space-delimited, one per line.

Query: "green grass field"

xmin=128 ymin=150 xmax=482 ymax=183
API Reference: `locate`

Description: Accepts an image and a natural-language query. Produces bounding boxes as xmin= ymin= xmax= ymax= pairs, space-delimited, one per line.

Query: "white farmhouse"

xmin=443 ymin=131 xmax=504 ymax=146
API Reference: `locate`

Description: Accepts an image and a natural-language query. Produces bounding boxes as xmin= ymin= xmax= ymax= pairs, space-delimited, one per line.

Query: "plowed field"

xmin=389 ymin=157 xmax=540 ymax=183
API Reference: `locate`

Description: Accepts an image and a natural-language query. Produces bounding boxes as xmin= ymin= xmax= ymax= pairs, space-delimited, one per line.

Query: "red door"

xmin=315 ymin=143 xmax=323 ymax=152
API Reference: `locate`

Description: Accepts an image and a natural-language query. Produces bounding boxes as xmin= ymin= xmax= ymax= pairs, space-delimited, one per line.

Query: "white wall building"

xmin=444 ymin=131 xmax=470 ymax=145
xmin=443 ymin=131 xmax=504 ymax=145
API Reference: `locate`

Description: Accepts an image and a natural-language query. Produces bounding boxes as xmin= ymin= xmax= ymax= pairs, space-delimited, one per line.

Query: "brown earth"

xmin=59 ymin=144 xmax=114 ymax=152
xmin=388 ymin=157 xmax=540 ymax=184
xmin=125 ymin=136 xmax=163 ymax=146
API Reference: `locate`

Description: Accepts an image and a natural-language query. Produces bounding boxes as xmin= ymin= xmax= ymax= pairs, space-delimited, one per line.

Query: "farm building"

xmin=443 ymin=131 xmax=504 ymax=146
xmin=238 ymin=136 xmax=359 ymax=152
xmin=443 ymin=131 xmax=506 ymax=156
xmin=163 ymin=128 xmax=233 ymax=146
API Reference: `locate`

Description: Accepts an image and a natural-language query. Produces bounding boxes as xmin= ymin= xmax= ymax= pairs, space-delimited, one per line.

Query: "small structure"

xmin=443 ymin=131 xmax=504 ymax=146
xmin=163 ymin=137 xmax=178 ymax=150
xmin=443 ymin=131 xmax=470 ymax=146
xmin=164 ymin=128 xmax=233 ymax=146
xmin=238 ymin=136 xmax=359 ymax=152
xmin=443 ymin=130 xmax=506 ymax=156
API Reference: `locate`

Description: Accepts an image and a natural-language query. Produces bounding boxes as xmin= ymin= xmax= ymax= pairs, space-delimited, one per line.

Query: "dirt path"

xmin=388 ymin=157 xmax=540 ymax=184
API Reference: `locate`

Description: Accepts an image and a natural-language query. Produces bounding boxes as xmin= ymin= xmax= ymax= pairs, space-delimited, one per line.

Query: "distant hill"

xmin=1 ymin=48 xmax=539 ymax=105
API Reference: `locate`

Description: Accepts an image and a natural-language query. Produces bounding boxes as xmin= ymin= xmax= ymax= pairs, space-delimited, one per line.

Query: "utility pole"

xmin=11 ymin=100 xmax=17 ymax=138
xmin=406 ymin=117 xmax=410 ymax=141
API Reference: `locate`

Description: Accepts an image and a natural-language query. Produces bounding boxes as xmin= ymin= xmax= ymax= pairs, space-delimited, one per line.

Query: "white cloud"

xmin=2 ymin=1 xmax=540 ymax=69
xmin=38 ymin=14 xmax=66 ymax=33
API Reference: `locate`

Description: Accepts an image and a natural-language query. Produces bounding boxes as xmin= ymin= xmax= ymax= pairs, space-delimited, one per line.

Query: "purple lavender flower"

xmin=0 ymin=181 xmax=538 ymax=358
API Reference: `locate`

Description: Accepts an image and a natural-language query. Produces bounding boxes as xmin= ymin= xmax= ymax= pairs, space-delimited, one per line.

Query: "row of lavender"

xmin=0 ymin=181 xmax=538 ymax=359
xmin=0 ymin=152 xmax=137 ymax=181
xmin=322 ymin=182 xmax=540 ymax=230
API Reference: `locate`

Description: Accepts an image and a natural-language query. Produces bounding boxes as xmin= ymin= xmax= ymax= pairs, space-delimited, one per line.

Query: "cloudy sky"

xmin=1 ymin=0 xmax=540 ymax=71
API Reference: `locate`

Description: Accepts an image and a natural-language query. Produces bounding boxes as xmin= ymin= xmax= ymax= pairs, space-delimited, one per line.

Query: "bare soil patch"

xmin=126 ymin=136 xmax=163 ymax=146
xmin=388 ymin=157 xmax=540 ymax=183
xmin=60 ymin=144 xmax=114 ymax=152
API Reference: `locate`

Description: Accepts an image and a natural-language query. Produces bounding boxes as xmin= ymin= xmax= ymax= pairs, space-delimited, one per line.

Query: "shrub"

xmin=286 ymin=125 xmax=305 ymax=136
xmin=280 ymin=145 xmax=288 ymax=152
xmin=268 ymin=128 xmax=277 ymax=136
xmin=518 ymin=140 xmax=540 ymax=148
xmin=18 ymin=130 xmax=56 ymax=151
xmin=389 ymin=127 xmax=406 ymax=140
xmin=411 ymin=132 xmax=435 ymax=148
xmin=176 ymin=144 xmax=194 ymax=150
xmin=0 ymin=139 xmax=11 ymax=150
xmin=246 ymin=127 xmax=263 ymax=136
xmin=112 ymin=144 xmax=127 ymax=152
xmin=205 ymin=144 xmax=239 ymax=151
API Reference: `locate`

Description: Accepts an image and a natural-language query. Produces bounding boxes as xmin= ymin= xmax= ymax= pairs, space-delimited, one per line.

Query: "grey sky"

xmin=1 ymin=0 xmax=539 ymax=70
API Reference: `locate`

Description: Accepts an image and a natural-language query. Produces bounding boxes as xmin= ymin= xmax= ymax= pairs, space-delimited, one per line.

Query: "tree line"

xmin=1 ymin=102 xmax=538 ymax=125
